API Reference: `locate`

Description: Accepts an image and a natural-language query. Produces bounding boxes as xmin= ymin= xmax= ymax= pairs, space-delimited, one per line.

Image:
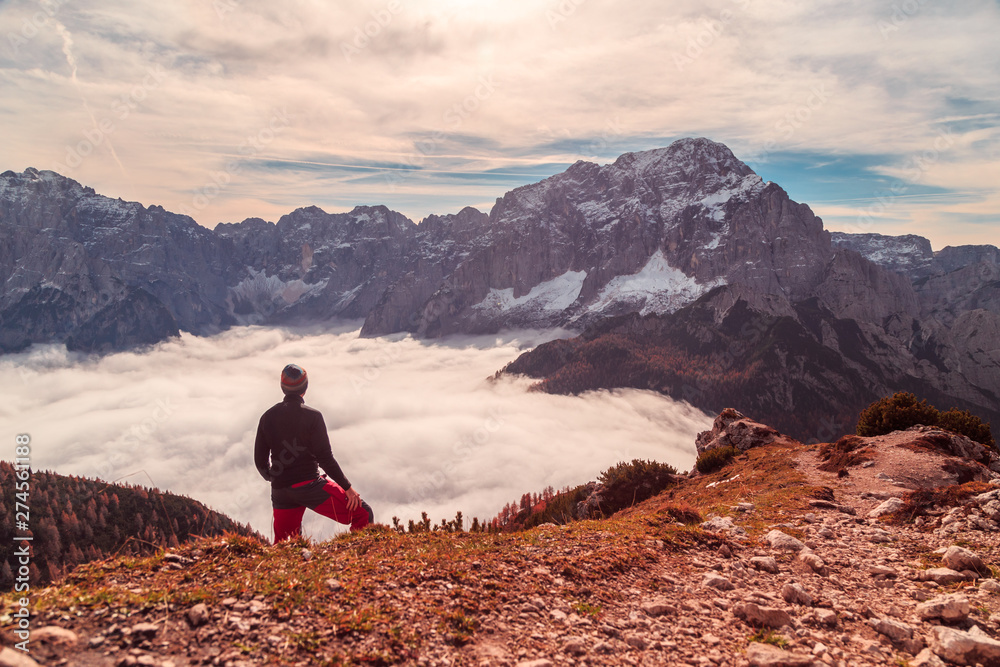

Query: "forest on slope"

xmin=0 ymin=462 xmax=262 ymax=590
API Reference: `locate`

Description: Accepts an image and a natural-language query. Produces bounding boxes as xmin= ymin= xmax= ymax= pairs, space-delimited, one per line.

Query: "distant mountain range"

xmin=1 ymin=138 xmax=997 ymax=440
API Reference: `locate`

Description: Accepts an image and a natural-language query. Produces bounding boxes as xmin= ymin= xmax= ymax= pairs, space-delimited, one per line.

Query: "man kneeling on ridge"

xmin=254 ymin=364 xmax=373 ymax=542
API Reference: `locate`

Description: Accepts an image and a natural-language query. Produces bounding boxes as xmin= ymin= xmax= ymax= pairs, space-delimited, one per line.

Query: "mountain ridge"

xmin=4 ymin=415 xmax=1000 ymax=666
xmin=3 ymin=140 xmax=998 ymax=443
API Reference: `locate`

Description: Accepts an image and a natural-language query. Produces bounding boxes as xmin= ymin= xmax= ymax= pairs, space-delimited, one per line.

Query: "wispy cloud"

xmin=0 ymin=0 xmax=996 ymax=245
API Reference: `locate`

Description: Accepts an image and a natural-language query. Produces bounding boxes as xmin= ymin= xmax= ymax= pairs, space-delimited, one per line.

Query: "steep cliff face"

xmin=828 ymin=231 xmax=1000 ymax=415
xmin=217 ymin=204 xmax=420 ymax=324
xmin=0 ymin=168 xmax=234 ymax=352
xmin=65 ymin=286 xmax=180 ymax=354
xmin=830 ymin=231 xmax=1000 ymax=324
xmin=365 ymin=138 xmax=839 ymax=337
xmin=830 ymin=232 xmax=935 ymax=277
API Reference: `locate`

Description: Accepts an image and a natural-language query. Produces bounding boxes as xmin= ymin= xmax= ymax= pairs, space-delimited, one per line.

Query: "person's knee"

xmin=364 ymin=501 xmax=374 ymax=525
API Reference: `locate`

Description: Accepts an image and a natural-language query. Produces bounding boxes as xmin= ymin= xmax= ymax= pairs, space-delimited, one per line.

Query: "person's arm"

xmin=311 ymin=413 xmax=352 ymax=491
xmin=253 ymin=415 xmax=273 ymax=482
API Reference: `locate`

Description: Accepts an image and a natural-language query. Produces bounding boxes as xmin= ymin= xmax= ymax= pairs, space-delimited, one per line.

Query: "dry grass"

xmin=0 ymin=438 xmax=838 ymax=665
xmin=817 ymin=435 xmax=874 ymax=473
xmin=883 ymin=481 xmax=995 ymax=525
xmin=638 ymin=440 xmax=827 ymax=539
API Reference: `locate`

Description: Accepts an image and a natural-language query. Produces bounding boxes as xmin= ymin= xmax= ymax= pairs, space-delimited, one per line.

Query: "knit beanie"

xmin=280 ymin=364 xmax=308 ymax=395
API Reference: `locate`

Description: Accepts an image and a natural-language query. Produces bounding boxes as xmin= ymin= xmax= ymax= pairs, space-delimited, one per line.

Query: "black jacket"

xmin=254 ymin=394 xmax=351 ymax=490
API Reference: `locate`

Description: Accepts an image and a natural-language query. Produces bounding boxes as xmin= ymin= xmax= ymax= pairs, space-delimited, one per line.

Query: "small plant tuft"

xmin=748 ymin=628 xmax=788 ymax=648
xmin=572 ymin=601 xmax=603 ymax=619
xmin=443 ymin=611 xmax=479 ymax=646
xmin=662 ymin=503 xmax=702 ymax=525
xmin=817 ymin=435 xmax=872 ymax=473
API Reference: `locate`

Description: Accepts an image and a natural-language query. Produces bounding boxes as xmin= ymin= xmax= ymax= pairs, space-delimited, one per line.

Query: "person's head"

xmin=280 ymin=364 xmax=308 ymax=397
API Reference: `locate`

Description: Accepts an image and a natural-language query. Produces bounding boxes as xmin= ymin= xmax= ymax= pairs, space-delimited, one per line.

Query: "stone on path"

xmin=916 ymin=594 xmax=971 ymax=623
xmin=703 ymin=572 xmax=736 ymax=591
xmin=640 ymin=599 xmax=677 ymax=617
xmin=745 ymin=642 xmax=816 ymax=666
xmin=942 ymin=545 xmax=987 ymax=574
xmin=910 ymin=648 xmax=946 ymax=667
xmin=869 ymin=616 xmax=914 ymax=643
xmin=931 ymin=624 xmax=1000 ymax=665
xmin=31 ymin=626 xmax=78 ymax=645
xmin=766 ymin=530 xmax=806 ymax=552
xmin=781 ymin=582 xmax=813 ymax=607
xmin=919 ymin=568 xmax=968 ymax=586
xmin=733 ymin=602 xmax=792 ymax=628
xmin=751 ymin=556 xmax=780 ymax=574
xmin=0 ymin=647 xmax=43 ymax=667
xmin=798 ymin=552 xmax=829 ymax=576
xmin=868 ymin=497 xmax=904 ymax=518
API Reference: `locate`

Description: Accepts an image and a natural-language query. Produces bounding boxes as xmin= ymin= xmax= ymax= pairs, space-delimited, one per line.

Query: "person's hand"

xmin=345 ymin=487 xmax=361 ymax=512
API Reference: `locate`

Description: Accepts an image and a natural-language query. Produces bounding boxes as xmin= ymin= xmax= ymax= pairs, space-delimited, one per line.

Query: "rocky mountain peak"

xmin=0 ymin=168 xmax=94 ymax=209
xmin=613 ymin=136 xmax=752 ymax=177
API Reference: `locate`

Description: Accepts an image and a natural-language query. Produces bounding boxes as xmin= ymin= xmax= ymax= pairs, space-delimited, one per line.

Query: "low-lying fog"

xmin=0 ymin=324 xmax=711 ymax=541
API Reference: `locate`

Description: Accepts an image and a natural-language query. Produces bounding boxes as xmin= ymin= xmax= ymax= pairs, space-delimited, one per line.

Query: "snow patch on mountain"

xmin=229 ymin=269 xmax=329 ymax=324
xmin=587 ymin=250 xmax=724 ymax=317
xmin=473 ymin=270 xmax=587 ymax=314
xmin=701 ymin=173 xmax=766 ymax=222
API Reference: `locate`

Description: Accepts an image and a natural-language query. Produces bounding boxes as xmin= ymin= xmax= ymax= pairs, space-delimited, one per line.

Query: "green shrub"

xmin=695 ymin=446 xmax=739 ymax=474
xmin=939 ymin=408 xmax=995 ymax=450
xmin=856 ymin=392 xmax=939 ymax=437
xmin=597 ymin=459 xmax=678 ymax=511
xmin=856 ymin=392 xmax=996 ymax=451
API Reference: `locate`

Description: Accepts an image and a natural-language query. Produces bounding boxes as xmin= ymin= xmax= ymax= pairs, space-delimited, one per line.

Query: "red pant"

xmin=272 ymin=478 xmax=373 ymax=543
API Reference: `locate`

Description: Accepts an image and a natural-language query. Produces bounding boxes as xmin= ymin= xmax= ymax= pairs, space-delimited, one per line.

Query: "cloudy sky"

xmin=0 ymin=325 xmax=710 ymax=540
xmin=1 ymin=0 xmax=997 ymax=247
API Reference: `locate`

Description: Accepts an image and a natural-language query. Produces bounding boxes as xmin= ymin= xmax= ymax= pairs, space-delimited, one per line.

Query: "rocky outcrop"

xmin=695 ymin=408 xmax=788 ymax=455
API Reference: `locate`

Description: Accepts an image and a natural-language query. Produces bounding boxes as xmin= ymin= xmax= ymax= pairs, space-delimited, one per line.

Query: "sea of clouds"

xmin=0 ymin=324 xmax=711 ymax=541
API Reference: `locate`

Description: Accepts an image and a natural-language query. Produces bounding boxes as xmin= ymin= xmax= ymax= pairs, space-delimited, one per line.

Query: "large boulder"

xmin=917 ymin=594 xmax=971 ymax=623
xmin=696 ymin=409 xmax=790 ymax=455
xmin=942 ymin=546 xmax=988 ymax=575
xmin=902 ymin=426 xmax=1000 ymax=471
xmin=931 ymin=625 xmax=1000 ymax=665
